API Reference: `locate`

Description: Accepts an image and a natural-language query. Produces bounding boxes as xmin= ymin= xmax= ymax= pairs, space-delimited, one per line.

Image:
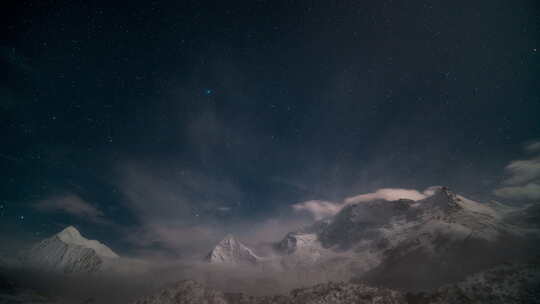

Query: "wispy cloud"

xmin=34 ymin=195 xmax=109 ymax=224
xmin=293 ymin=187 xmax=435 ymax=219
xmin=525 ymin=141 xmax=540 ymax=153
xmin=501 ymin=157 xmax=540 ymax=186
xmin=292 ymin=200 xmax=341 ymax=220
xmin=494 ymin=183 xmax=540 ymax=201
xmin=115 ymin=163 xmax=245 ymax=255
xmin=344 ymin=188 xmax=427 ymax=204
xmin=494 ymin=140 xmax=540 ymax=201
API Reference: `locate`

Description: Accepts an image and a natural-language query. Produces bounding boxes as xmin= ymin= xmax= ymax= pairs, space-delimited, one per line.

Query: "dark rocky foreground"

xmin=133 ymin=280 xmax=406 ymax=304
xmin=133 ymin=260 xmax=540 ymax=304
xmin=0 ymin=258 xmax=538 ymax=303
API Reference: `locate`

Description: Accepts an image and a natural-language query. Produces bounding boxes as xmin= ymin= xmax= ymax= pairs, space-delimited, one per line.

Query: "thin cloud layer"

xmin=494 ymin=183 xmax=540 ymax=201
xmin=495 ymin=141 xmax=540 ymax=201
xmin=116 ymin=164 xmax=242 ymax=255
xmin=291 ymin=200 xmax=342 ymax=220
xmin=34 ymin=195 xmax=107 ymax=224
xmin=344 ymin=188 xmax=427 ymax=204
xmin=525 ymin=141 xmax=540 ymax=153
xmin=501 ymin=157 xmax=540 ymax=186
xmin=293 ymin=187 xmax=436 ymax=220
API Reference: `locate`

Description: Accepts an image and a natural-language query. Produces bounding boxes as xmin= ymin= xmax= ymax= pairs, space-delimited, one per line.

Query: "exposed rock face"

xmin=20 ymin=226 xmax=118 ymax=273
xmin=206 ymin=235 xmax=261 ymax=266
xmin=277 ymin=232 xmax=327 ymax=269
xmin=133 ymin=280 xmax=230 ymax=304
xmin=412 ymin=260 xmax=540 ymax=304
xmin=133 ymin=279 xmax=407 ymax=304
xmin=284 ymin=282 xmax=406 ymax=304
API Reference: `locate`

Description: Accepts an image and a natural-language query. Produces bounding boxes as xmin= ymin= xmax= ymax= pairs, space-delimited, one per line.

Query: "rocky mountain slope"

xmin=133 ymin=260 xmax=540 ymax=304
xmin=132 ymin=279 xmax=407 ymax=304
xmin=415 ymin=260 xmax=540 ymax=304
xmin=20 ymin=226 xmax=119 ymax=273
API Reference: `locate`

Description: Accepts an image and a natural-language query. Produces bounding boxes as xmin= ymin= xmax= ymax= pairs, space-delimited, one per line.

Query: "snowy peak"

xmin=206 ymin=234 xmax=260 ymax=265
xmin=56 ymin=225 xmax=89 ymax=246
xmin=217 ymin=234 xmax=240 ymax=247
xmin=21 ymin=226 xmax=118 ymax=273
xmin=418 ymin=187 xmax=499 ymax=218
xmin=55 ymin=226 xmax=118 ymax=258
xmin=420 ymin=187 xmax=462 ymax=211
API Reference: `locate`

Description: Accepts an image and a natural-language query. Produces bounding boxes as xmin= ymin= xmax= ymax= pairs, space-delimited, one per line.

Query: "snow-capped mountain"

xmin=206 ymin=234 xmax=261 ymax=266
xmin=274 ymin=187 xmax=540 ymax=290
xmin=20 ymin=226 xmax=118 ymax=273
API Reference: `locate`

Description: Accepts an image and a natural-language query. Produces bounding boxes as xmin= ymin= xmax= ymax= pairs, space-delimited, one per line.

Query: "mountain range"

xmin=202 ymin=187 xmax=539 ymax=290
xmin=4 ymin=186 xmax=540 ymax=303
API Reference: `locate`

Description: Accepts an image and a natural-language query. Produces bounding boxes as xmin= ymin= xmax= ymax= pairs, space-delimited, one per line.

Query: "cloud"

xmin=525 ymin=141 xmax=540 ymax=153
xmin=494 ymin=141 xmax=540 ymax=201
xmin=115 ymin=163 xmax=246 ymax=255
xmin=293 ymin=187 xmax=435 ymax=219
xmin=344 ymin=188 xmax=427 ymax=204
xmin=501 ymin=157 xmax=540 ymax=186
xmin=422 ymin=186 xmax=443 ymax=197
xmin=34 ymin=195 xmax=108 ymax=224
xmin=123 ymin=223 xmax=220 ymax=257
xmin=291 ymin=200 xmax=342 ymax=220
xmin=494 ymin=183 xmax=540 ymax=200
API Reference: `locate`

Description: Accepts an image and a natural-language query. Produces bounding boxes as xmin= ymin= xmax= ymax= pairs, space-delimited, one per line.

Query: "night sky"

xmin=1 ymin=1 xmax=539 ymax=257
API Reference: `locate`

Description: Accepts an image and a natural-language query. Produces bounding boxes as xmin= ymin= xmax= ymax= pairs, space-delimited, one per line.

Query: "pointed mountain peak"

xmin=206 ymin=234 xmax=260 ymax=265
xmin=57 ymin=226 xmax=84 ymax=243
xmin=420 ymin=187 xmax=499 ymax=218
xmin=430 ymin=186 xmax=455 ymax=197
xmin=422 ymin=186 xmax=462 ymax=210
xmin=21 ymin=226 xmax=118 ymax=273
xmin=220 ymin=233 xmax=237 ymax=243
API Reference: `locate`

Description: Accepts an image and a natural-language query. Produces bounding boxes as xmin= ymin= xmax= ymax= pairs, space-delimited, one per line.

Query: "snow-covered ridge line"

xmin=57 ymin=226 xmax=118 ymax=258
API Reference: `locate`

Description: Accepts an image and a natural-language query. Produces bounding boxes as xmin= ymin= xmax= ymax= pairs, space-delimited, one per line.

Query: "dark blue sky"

xmin=1 ymin=0 xmax=539 ymax=256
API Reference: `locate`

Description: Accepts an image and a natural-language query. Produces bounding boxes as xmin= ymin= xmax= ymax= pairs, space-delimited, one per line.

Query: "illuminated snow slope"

xmin=21 ymin=226 xmax=118 ymax=273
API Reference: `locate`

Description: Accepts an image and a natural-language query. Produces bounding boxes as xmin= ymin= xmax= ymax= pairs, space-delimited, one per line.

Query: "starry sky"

xmin=1 ymin=1 xmax=539 ymax=257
